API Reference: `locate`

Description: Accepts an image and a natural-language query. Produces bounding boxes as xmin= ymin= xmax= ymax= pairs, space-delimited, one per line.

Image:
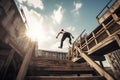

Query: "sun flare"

xmin=26 ymin=23 xmax=46 ymax=43
xmin=26 ymin=28 xmax=38 ymax=41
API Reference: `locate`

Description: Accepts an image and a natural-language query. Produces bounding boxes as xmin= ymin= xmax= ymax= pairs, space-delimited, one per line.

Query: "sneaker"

xmin=58 ymin=46 xmax=62 ymax=48
xmin=70 ymin=42 xmax=72 ymax=44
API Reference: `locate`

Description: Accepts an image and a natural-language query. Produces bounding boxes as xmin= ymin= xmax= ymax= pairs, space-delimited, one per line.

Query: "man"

xmin=56 ymin=29 xmax=74 ymax=48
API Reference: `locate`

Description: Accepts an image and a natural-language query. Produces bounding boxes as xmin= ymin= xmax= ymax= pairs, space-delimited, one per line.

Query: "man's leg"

xmin=69 ymin=37 xmax=72 ymax=44
xmin=59 ymin=36 xmax=66 ymax=48
xmin=59 ymin=40 xmax=63 ymax=48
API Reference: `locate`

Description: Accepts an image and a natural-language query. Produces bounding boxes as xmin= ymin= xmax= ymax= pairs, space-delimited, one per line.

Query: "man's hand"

xmin=56 ymin=36 xmax=58 ymax=39
xmin=72 ymin=36 xmax=74 ymax=39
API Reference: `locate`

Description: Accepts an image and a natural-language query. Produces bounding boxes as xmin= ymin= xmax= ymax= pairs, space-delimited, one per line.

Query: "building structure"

xmin=0 ymin=0 xmax=120 ymax=80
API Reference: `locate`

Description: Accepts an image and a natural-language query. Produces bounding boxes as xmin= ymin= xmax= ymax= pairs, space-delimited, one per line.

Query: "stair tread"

xmin=30 ymin=66 xmax=94 ymax=71
xmin=25 ymin=76 xmax=105 ymax=80
xmin=28 ymin=58 xmax=95 ymax=76
xmin=31 ymin=58 xmax=90 ymax=68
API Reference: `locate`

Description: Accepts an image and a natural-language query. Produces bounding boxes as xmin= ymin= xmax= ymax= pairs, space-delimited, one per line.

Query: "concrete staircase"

xmin=25 ymin=56 xmax=106 ymax=80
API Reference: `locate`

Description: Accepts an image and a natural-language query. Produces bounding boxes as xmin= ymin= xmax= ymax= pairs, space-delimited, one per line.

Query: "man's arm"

xmin=70 ymin=33 xmax=74 ymax=39
xmin=56 ymin=32 xmax=62 ymax=38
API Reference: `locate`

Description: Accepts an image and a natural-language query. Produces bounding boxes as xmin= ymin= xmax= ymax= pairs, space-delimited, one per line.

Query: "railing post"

xmin=115 ymin=34 xmax=120 ymax=47
xmin=16 ymin=41 xmax=35 ymax=80
xmin=0 ymin=49 xmax=15 ymax=80
xmin=75 ymin=46 xmax=115 ymax=80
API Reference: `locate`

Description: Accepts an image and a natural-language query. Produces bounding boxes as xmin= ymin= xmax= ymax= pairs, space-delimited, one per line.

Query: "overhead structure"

xmin=67 ymin=0 xmax=120 ymax=79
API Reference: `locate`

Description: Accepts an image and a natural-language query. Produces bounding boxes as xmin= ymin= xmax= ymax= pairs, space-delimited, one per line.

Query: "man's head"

xmin=61 ymin=29 xmax=64 ymax=31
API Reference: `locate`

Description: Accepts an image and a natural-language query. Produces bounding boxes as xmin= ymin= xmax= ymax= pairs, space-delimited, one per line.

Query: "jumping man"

xmin=56 ymin=29 xmax=74 ymax=48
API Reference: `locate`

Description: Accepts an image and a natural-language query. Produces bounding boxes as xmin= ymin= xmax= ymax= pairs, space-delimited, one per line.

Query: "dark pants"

xmin=60 ymin=32 xmax=71 ymax=48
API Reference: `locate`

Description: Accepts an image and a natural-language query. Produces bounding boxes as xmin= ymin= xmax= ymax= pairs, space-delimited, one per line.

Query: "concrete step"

xmin=25 ymin=76 xmax=105 ymax=80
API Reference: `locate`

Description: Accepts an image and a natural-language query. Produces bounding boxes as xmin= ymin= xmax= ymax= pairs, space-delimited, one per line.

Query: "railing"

xmin=96 ymin=0 xmax=114 ymax=19
xmin=74 ymin=14 xmax=120 ymax=54
xmin=68 ymin=19 xmax=120 ymax=61
xmin=67 ymin=1 xmax=120 ymax=79
xmin=68 ymin=45 xmax=115 ymax=80
xmin=16 ymin=41 xmax=36 ymax=80
xmin=97 ymin=0 xmax=120 ymax=24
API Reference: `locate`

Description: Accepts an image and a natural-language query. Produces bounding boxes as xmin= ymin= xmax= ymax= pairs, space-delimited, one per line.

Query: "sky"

xmin=14 ymin=0 xmax=115 ymax=52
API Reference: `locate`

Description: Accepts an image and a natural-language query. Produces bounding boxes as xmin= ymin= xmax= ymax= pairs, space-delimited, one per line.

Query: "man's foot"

xmin=58 ymin=46 xmax=62 ymax=48
xmin=70 ymin=42 xmax=72 ymax=44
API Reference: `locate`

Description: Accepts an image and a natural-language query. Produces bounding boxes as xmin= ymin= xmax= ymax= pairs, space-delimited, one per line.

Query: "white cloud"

xmin=51 ymin=6 xmax=64 ymax=24
xmin=27 ymin=0 xmax=44 ymax=9
xmin=18 ymin=0 xmax=25 ymax=3
xmin=23 ymin=6 xmax=44 ymax=24
xmin=72 ymin=2 xmax=82 ymax=15
xmin=30 ymin=10 xmax=44 ymax=23
xmin=74 ymin=2 xmax=82 ymax=11
xmin=22 ymin=6 xmax=47 ymax=43
xmin=22 ymin=6 xmax=58 ymax=51
xmin=18 ymin=0 xmax=44 ymax=10
xmin=20 ymin=5 xmax=69 ymax=52
xmin=66 ymin=26 xmax=76 ymax=32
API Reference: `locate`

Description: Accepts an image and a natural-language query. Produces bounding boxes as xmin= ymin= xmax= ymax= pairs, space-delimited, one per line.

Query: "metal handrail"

xmin=96 ymin=0 xmax=113 ymax=19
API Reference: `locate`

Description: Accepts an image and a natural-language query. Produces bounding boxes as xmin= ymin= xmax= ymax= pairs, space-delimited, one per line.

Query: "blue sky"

xmin=15 ymin=0 xmax=115 ymax=52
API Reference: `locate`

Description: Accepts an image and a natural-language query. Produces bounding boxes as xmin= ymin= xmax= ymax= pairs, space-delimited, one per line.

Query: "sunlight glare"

xmin=26 ymin=28 xmax=38 ymax=41
xmin=26 ymin=22 xmax=46 ymax=43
